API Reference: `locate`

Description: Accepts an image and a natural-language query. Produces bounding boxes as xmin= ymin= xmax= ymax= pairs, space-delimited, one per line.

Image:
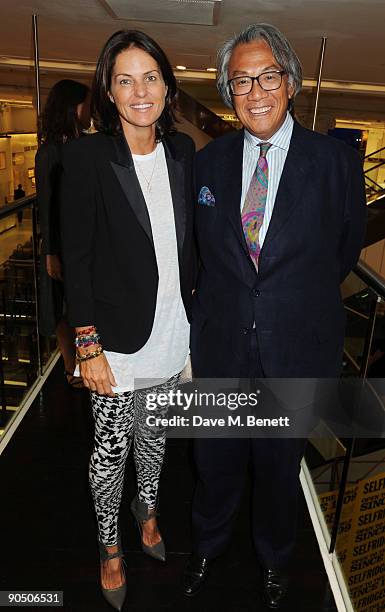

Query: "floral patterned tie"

xmin=241 ymin=142 xmax=272 ymax=270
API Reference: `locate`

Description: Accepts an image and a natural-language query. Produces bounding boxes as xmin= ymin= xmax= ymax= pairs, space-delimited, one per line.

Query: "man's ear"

xmin=287 ymin=79 xmax=295 ymax=100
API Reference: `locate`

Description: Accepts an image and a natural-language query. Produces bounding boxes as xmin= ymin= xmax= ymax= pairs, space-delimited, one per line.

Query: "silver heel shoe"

xmin=130 ymin=496 xmax=166 ymax=562
xmin=98 ymin=538 xmax=127 ymax=611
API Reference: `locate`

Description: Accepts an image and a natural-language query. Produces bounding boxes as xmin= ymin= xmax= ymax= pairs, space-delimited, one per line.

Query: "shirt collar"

xmin=244 ymin=111 xmax=294 ymax=153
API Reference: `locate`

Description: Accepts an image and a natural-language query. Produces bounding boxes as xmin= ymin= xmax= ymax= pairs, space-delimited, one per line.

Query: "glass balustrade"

xmin=303 ymin=261 xmax=385 ymax=611
xmin=0 ymin=197 xmax=57 ymax=439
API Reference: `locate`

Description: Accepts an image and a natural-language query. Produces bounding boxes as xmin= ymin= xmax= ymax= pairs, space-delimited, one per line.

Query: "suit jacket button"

xmin=252 ymin=289 xmax=260 ymax=297
xmin=241 ymin=327 xmax=249 ymax=335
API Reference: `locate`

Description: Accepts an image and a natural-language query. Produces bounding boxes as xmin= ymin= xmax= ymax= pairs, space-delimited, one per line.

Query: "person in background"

xmin=183 ymin=23 xmax=366 ymax=609
xmin=14 ymin=184 xmax=25 ymax=223
xmin=14 ymin=184 xmax=25 ymax=199
xmin=60 ymin=30 xmax=195 ymax=611
xmin=35 ymin=79 xmax=90 ymax=387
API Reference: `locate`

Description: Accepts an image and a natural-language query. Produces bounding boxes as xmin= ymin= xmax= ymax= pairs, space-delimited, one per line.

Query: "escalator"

xmin=176 ymin=87 xmax=235 ymax=148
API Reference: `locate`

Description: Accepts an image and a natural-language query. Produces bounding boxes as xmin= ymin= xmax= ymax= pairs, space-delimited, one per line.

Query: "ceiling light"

xmin=176 ymin=65 xmax=187 ymax=70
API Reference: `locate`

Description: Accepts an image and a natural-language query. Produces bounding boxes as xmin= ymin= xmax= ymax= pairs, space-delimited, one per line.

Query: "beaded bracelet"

xmin=76 ymin=326 xmax=97 ymax=337
xmin=75 ymin=334 xmax=100 ymax=348
xmin=75 ymin=334 xmax=100 ymax=343
xmin=76 ymin=346 xmax=104 ymax=362
xmin=77 ymin=340 xmax=99 ymax=349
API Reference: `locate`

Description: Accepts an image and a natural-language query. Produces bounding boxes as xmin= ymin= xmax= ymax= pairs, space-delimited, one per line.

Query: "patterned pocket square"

xmin=198 ymin=186 xmax=216 ymax=206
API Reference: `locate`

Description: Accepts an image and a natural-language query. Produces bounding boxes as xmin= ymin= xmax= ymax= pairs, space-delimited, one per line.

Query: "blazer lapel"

xmin=262 ymin=122 xmax=313 ymax=252
xmin=163 ymin=137 xmax=186 ymax=263
xmin=222 ymin=131 xmax=250 ymax=256
xmin=110 ymin=133 xmax=154 ymax=249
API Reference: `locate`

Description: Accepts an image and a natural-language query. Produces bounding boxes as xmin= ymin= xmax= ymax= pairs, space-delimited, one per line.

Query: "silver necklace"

xmin=135 ymin=144 xmax=159 ymax=193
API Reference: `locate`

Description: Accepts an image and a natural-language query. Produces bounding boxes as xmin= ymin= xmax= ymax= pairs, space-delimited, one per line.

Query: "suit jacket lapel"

xmin=262 ymin=122 xmax=313 ymax=252
xmin=110 ymin=133 xmax=154 ymax=249
xmin=163 ymin=136 xmax=186 ymax=263
xmin=222 ymin=130 xmax=250 ymax=256
xmin=110 ymin=133 xmax=186 ymax=258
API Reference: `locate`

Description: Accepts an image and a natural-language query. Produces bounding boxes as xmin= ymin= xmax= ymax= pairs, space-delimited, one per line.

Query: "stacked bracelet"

xmin=76 ymin=346 xmax=104 ymax=362
xmin=75 ymin=326 xmax=103 ymax=361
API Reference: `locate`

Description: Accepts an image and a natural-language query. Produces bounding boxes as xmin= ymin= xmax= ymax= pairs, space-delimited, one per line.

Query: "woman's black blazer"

xmin=60 ymin=130 xmax=196 ymax=354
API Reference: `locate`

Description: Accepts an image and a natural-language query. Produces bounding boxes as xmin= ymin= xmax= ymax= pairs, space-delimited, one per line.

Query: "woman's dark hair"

xmin=39 ymin=79 xmax=90 ymax=145
xmin=92 ymin=30 xmax=177 ymax=138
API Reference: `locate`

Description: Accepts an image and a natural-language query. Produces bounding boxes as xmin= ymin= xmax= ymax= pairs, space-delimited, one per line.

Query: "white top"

xmin=101 ymin=142 xmax=189 ymax=392
xmin=241 ymin=112 xmax=294 ymax=247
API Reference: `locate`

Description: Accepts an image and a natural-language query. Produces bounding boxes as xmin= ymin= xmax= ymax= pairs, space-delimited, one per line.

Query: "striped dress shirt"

xmin=240 ymin=112 xmax=294 ymax=248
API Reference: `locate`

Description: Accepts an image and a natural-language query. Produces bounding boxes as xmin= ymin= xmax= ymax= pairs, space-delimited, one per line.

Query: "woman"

xmin=36 ymin=79 xmax=90 ymax=386
xmin=60 ymin=30 xmax=195 ymax=610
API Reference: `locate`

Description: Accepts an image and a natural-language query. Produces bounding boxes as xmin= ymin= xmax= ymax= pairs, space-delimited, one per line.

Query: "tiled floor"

xmin=0 ymin=362 xmax=337 ymax=611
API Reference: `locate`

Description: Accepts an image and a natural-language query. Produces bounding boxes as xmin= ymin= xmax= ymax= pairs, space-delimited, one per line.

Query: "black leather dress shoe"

xmin=262 ymin=569 xmax=288 ymax=609
xmin=183 ymin=555 xmax=210 ymax=597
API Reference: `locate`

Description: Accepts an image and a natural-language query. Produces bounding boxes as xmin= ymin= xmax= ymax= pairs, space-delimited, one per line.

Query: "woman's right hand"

xmin=46 ymin=254 xmax=62 ymax=280
xmin=80 ymin=352 xmax=117 ymax=396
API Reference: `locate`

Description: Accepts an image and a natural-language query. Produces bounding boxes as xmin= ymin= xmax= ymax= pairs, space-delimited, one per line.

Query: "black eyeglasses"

xmin=228 ymin=70 xmax=285 ymax=95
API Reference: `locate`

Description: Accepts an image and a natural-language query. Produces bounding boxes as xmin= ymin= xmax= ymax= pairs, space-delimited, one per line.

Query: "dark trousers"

xmin=191 ymin=331 xmax=306 ymax=569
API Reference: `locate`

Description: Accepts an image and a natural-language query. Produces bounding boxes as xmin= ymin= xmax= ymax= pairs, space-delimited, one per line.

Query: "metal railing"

xmin=327 ymin=262 xmax=384 ymax=550
xmin=364 ymin=146 xmax=385 ymax=204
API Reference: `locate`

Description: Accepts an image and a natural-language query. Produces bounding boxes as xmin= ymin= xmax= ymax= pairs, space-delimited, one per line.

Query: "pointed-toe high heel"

xmin=130 ymin=496 xmax=166 ymax=562
xmin=98 ymin=538 xmax=127 ymax=611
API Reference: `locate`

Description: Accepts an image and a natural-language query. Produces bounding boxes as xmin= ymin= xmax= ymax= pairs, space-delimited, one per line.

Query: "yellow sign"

xmin=319 ymin=472 xmax=385 ymax=611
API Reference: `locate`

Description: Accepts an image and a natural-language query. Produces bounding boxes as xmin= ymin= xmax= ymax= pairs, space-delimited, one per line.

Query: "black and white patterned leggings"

xmin=89 ymin=374 xmax=179 ymax=546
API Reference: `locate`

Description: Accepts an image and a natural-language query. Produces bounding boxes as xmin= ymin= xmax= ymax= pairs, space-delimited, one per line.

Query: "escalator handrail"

xmin=364 ymin=145 xmax=385 ymax=161
xmin=365 ymin=176 xmax=385 ymax=196
xmin=354 ymin=259 xmax=385 ymax=300
xmin=365 ymin=174 xmax=383 ymax=190
xmin=0 ymin=195 xmax=36 ymax=221
xmin=364 ymin=158 xmax=385 ymax=175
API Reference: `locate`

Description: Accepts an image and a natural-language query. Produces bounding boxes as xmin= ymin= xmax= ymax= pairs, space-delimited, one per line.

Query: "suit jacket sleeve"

xmin=339 ymin=149 xmax=367 ymax=282
xmin=60 ymin=139 xmax=96 ymax=326
xmin=35 ymin=143 xmax=61 ymax=256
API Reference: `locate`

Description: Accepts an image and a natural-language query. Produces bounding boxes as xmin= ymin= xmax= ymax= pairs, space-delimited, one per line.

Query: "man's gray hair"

xmin=217 ymin=23 xmax=303 ymax=108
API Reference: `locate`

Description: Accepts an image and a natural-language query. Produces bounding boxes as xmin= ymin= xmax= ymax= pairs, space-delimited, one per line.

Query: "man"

xmin=14 ymin=184 xmax=25 ymax=200
xmin=183 ymin=23 xmax=366 ymax=608
xmin=14 ymin=183 xmax=25 ymax=223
